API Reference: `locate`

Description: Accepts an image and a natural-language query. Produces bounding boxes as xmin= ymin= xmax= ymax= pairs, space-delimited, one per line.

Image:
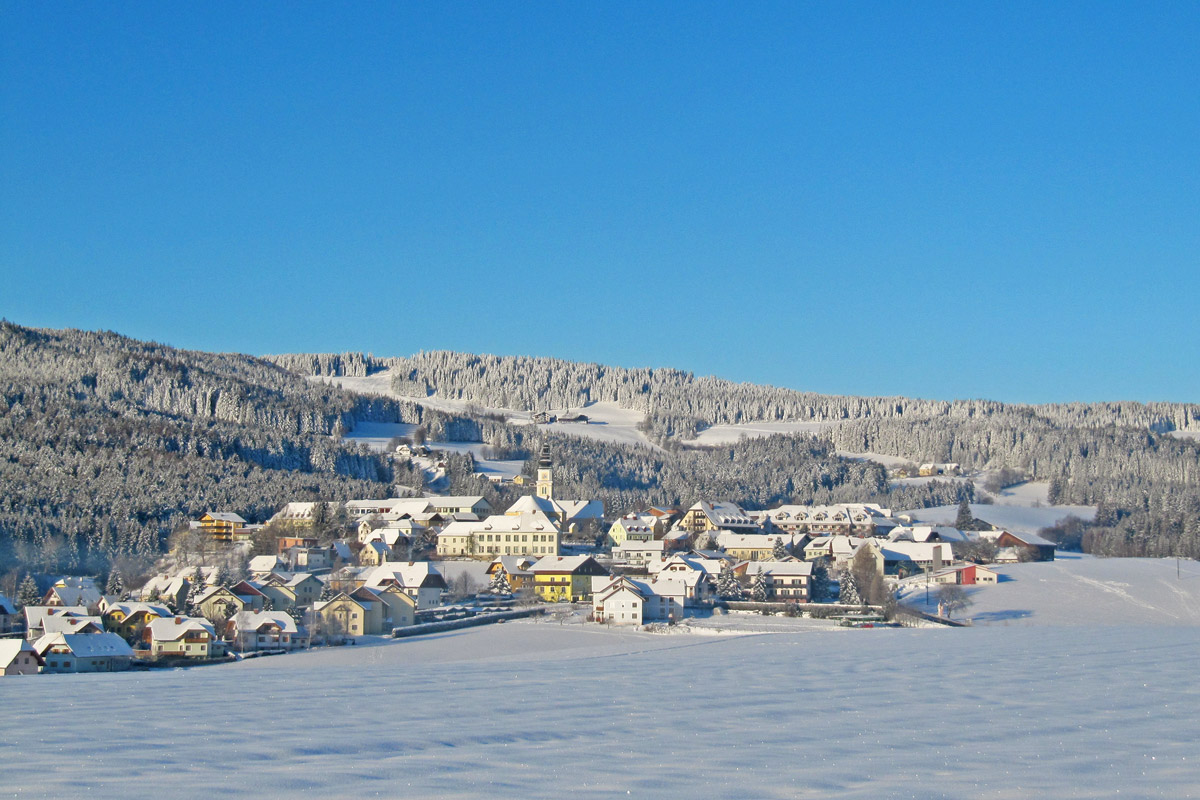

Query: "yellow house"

xmin=607 ymin=514 xmax=664 ymax=547
xmin=102 ymin=602 xmax=172 ymax=641
xmin=529 ymin=555 xmax=609 ymax=603
xmin=144 ymin=616 xmax=216 ymax=659
xmin=312 ymin=594 xmax=366 ymax=639
xmin=198 ymin=512 xmax=247 ymax=543
xmin=680 ymin=501 xmax=759 ymax=534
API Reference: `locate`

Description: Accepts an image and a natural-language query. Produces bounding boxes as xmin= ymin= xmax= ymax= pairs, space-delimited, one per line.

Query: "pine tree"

xmin=213 ymin=564 xmax=232 ymax=588
xmin=490 ymin=568 xmax=512 ymax=595
xmin=717 ymin=561 xmax=741 ymax=600
xmin=320 ymin=580 xmax=336 ymax=601
xmin=772 ymin=538 xmax=789 ymax=560
xmin=838 ymin=567 xmax=860 ymax=605
xmin=186 ymin=567 xmax=205 ymax=613
xmin=955 ymin=498 xmax=973 ymax=530
xmin=105 ymin=568 xmax=124 ymax=597
xmin=751 ymin=569 xmax=769 ymax=602
xmin=810 ymin=559 xmax=831 ymax=602
xmin=17 ymin=574 xmax=40 ymax=608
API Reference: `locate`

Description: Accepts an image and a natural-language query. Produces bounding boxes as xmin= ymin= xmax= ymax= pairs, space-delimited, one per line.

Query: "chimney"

xmin=175 ymin=616 xmax=183 ymax=624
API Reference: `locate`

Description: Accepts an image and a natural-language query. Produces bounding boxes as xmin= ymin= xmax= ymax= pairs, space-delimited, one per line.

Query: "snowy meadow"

xmin=4 ymin=585 xmax=1200 ymax=799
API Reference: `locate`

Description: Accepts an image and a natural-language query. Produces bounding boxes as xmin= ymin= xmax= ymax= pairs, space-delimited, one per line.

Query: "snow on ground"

xmin=341 ymin=421 xmax=525 ymax=480
xmin=5 ymin=614 xmax=1200 ymax=798
xmin=901 ymin=553 xmax=1200 ymax=628
xmin=684 ymin=420 xmax=836 ymax=446
xmin=903 ymin=502 xmax=1096 ymax=534
xmin=1169 ymin=430 xmax=1200 ymax=441
xmin=837 ymin=450 xmax=914 ymax=468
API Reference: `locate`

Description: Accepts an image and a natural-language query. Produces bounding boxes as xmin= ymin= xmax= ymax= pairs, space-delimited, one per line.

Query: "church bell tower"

xmin=536 ymin=443 xmax=554 ymax=501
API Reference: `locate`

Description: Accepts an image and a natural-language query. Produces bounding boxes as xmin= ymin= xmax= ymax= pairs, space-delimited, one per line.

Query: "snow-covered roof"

xmin=488 ymin=555 xmax=537 ymax=575
xmin=204 ymin=512 xmax=247 ymax=524
xmin=528 ymin=555 xmax=605 ymax=575
xmin=425 ymin=495 xmax=487 ymax=508
xmin=0 ymin=594 xmax=16 ymax=615
xmin=24 ymin=605 xmax=89 ymax=631
xmin=0 ymin=638 xmax=39 ymax=667
xmin=507 ymin=495 xmax=559 ymax=515
xmin=41 ymin=614 xmax=103 ymax=635
xmin=35 ymin=632 xmax=135 ymax=659
xmin=47 ymin=585 xmax=102 ymax=608
xmin=556 ymin=500 xmax=604 ymax=521
xmin=231 ymin=610 xmax=300 ymax=635
xmin=743 ymin=560 xmax=813 ymax=577
xmin=362 ymin=561 xmax=447 ymax=590
xmin=249 ymin=555 xmax=284 ymax=573
xmin=147 ymin=616 xmax=215 ymax=642
xmin=105 ymin=601 xmax=173 ymax=619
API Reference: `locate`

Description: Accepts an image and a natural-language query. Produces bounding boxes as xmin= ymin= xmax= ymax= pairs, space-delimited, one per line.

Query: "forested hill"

xmin=271 ymin=349 xmax=1200 ymax=559
xmin=0 ymin=323 xmax=433 ymax=579
xmin=265 ymin=350 xmax=1200 ymax=434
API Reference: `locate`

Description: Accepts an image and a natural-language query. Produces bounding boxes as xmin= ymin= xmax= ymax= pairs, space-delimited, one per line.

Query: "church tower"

xmin=536 ymin=443 xmax=554 ymax=501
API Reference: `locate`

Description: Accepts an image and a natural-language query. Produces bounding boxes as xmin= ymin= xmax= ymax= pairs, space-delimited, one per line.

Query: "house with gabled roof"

xmin=35 ymin=632 xmax=134 ymax=673
xmin=24 ymin=606 xmax=91 ymax=641
xmin=228 ymin=580 xmax=268 ymax=612
xmin=43 ymin=582 xmax=102 ymax=610
xmin=743 ymin=560 xmax=813 ymax=602
xmin=681 ymin=501 xmax=761 ymax=534
xmin=612 ymin=540 xmax=668 ymax=568
xmin=228 ymin=610 xmax=308 ymax=652
xmin=359 ymin=539 xmax=392 ymax=567
xmin=930 ymin=563 xmax=999 ymax=586
xmin=102 ymin=601 xmax=172 ymax=641
xmin=716 ymin=532 xmax=802 ymax=562
xmin=144 ymin=616 xmax=217 ymax=659
xmin=0 ymin=594 xmax=19 ymax=635
xmin=312 ymin=593 xmax=367 ymax=640
xmin=0 ymin=639 xmax=43 ymax=675
xmin=193 ymin=587 xmax=246 ymax=624
xmin=607 ymin=514 xmax=664 ymax=546
xmin=591 ymin=575 xmax=688 ymax=625
xmin=529 ymin=555 xmax=609 ymax=603
xmin=485 ymin=556 xmax=537 ymax=591
xmin=360 ymin=562 xmax=447 ymax=609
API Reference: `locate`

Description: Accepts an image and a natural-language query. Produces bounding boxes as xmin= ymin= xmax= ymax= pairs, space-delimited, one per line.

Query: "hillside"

xmin=0 ymin=323 xmax=431 ymax=580
xmin=273 ymin=349 xmax=1200 ymax=559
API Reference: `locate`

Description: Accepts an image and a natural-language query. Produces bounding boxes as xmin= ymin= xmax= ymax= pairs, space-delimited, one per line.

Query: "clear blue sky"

xmin=3 ymin=3 xmax=1198 ymax=404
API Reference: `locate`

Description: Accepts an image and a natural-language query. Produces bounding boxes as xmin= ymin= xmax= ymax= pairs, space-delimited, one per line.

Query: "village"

xmin=0 ymin=446 xmax=1056 ymax=677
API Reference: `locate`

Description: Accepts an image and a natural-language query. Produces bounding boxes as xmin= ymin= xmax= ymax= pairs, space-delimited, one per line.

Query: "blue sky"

xmin=3 ymin=3 xmax=1198 ymax=404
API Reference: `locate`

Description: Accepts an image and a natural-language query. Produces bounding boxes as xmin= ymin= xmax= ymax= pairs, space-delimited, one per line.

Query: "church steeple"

xmin=536 ymin=443 xmax=554 ymax=500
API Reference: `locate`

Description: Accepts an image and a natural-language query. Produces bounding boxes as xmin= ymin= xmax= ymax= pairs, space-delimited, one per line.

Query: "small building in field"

xmin=931 ymin=563 xmax=1000 ymax=586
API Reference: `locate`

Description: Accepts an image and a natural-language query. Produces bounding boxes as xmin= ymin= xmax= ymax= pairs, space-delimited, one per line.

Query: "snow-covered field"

xmin=902 ymin=553 xmax=1200 ymax=627
xmin=903 ymin=502 xmax=1096 ymax=534
xmin=5 ymin=610 xmax=1200 ymax=799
